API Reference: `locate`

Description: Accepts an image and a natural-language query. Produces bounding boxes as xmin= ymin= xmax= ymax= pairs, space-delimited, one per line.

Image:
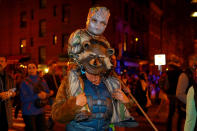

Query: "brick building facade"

xmin=0 ymin=0 xmax=195 ymax=66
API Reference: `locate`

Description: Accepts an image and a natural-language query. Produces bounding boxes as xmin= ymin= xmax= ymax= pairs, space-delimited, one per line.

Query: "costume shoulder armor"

xmin=68 ymin=29 xmax=82 ymax=47
xmin=68 ymin=29 xmax=91 ymax=55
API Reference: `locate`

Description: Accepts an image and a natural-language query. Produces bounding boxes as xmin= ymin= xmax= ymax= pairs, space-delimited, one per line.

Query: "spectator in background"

xmin=176 ymin=55 xmax=197 ymax=130
xmin=44 ymin=60 xmax=61 ymax=99
xmin=148 ymin=71 xmax=160 ymax=101
xmin=176 ymin=55 xmax=197 ymax=105
xmin=156 ymin=72 xmax=169 ymax=117
xmin=162 ymin=55 xmax=182 ymax=131
xmin=20 ymin=62 xmax=50 ymax=131
xmin=38 ymin=70 xmax=44 ymax=78
xmin=129 ymin=74 xmax=138 ymax=96
xmin=0 ymin=56 xmax=16 ymax=131
xmin=184 ymin=67 xmax=197 ymax=131
xmin=134 ymin=72 xmax=149 ymax=115
xmin=43 ymin=60 xmax=61 ymax=129
xmin=121 ymin=69 xmax=129 ymax=85
xmin=13 ymin=72 xmax=24 ymax=118
xmin=121 ymin=69 xmax=132 ymax=95
xmin=13 ymin=64 xmax=28 ymax=118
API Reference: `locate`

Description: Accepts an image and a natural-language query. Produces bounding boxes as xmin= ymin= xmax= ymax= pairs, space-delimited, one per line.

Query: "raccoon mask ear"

xmin=107 ymin=48 xmax=114 ymax=56
xmin=83 ymin=41 xmax=91 ymax=50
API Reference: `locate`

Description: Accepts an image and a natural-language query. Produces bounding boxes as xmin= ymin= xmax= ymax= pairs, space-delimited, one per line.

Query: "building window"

xmin=91 ymin=0 xmax=97 ymax=6
xmin=62 ymin=34 xmax=69 ymax=52
xmin=31 ymin=9 xmax=34 ymax=20
xmin=62 ymin=4 xmax=70 ymax=24
xmin=130 ymin=8 xmax=135 ymax=28
xmin=40 ymin=0 xmax=46 ymax=9
xmin=53 ymin=35 xmax=57 ymax=45
xmin=39 ymin=46 xmax=46 ymax=64
xmin=20 ymin=11 xmax=27 ymax=28
xmin=39 ymin=19 xmax=46 ymax=37
xmin=124 ymin=2 xmax=128 ymax=21
xmin=20 ymin=39 xmax=27 ymax=54
xmin=30 ymin=37 xmax=34 ymax=47
xmin=53 ymin=5 xmax=57 ymax=16
xmin=124 ymin=33 xmax=128 ymax=52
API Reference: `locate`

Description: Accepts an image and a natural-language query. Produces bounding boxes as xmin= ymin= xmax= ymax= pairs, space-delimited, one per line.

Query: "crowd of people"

xmin=0 ymin=53 xmax=197 ymax=131
xmin=0 ymin=57 xmax=62 ymax=131
xmin=0 ymin=5 xmax=197 ymax=131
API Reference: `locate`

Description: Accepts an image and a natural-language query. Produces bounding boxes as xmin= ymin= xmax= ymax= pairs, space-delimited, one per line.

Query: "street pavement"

xmin=10 ymin=102 xmax=184 ymax=131
xmin=10 ymin=106 xmax=52 ymax=131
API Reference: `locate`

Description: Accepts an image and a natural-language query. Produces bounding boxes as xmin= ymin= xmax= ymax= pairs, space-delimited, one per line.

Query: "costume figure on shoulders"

xmin=68 ymin=6 xmax=111 ymax=58
xmin=52 ymin=6 xmax=138 ymax=131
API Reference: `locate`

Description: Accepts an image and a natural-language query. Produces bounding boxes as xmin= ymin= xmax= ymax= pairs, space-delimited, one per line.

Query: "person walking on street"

xmin=20 ymin=62 xmax=50 ymax=131
xmin=0 ymin=56 xmax=16 ymax=131
xmin=184 ymin=67 xmax=197 ymax=131
xmin=43 ymin=60 xmax=61 ymax=129
xmin=161 ymin=55 xmax=182 ymax=131
xmin=176 ymin=55 xmax=197 ymax=130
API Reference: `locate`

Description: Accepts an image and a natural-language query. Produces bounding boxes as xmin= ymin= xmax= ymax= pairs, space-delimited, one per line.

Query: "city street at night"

xmin=10 ymin=103 xmax=184 ymax=131
xmin=0 ymin=0 xmax=196 ymax=131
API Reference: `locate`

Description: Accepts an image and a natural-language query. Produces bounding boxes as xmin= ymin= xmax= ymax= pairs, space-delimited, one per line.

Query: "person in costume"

xmin=52 ymin=39 xmax=136 ymax=131
xmin=52 ymin=6 xmax=137 ymax=131
xmin=68 ymin=6 xmax=111 ymax=58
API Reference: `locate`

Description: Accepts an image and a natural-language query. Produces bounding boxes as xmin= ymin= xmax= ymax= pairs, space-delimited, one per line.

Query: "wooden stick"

xmin=113 ymin=71 xmax=158 ymax=131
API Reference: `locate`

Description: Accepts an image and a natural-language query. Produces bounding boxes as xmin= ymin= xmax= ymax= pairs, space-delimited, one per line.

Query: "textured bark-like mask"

xmin=86 ymin=7 xmax=110 ymax=36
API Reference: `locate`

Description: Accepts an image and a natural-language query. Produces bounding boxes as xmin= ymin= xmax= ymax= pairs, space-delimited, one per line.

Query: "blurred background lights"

xmin=135 ymin=37 xmax=139 ymax=42
xmin=191 ymin=11 xmax=197 ymax=17
xmin=44 ymin=68 xmax=49 ymax=73
xmin=191 ymin=0 xmax=197 ymax=3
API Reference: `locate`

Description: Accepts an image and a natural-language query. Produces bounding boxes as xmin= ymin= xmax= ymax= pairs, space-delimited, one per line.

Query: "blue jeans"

xmin=66 ymin=121 xmax=95 ymax=131
xmin=23 ymin=113 xmax=46 ymax=131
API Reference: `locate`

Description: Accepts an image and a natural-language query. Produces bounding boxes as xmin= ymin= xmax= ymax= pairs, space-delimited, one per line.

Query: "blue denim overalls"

xmin=66 ymin=79 xmax=113 ymax=131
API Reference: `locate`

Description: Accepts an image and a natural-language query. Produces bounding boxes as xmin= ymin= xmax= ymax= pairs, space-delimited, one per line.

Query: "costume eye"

xmin=100 ymin=21 xmax=106 ymax=26
xmin=91 ymin=18 xmax=97 ymax=23
xmin=89 ymin=59 xmax=102 ymax=66
xmin=89 ymin=59 xmax=95 ymax=65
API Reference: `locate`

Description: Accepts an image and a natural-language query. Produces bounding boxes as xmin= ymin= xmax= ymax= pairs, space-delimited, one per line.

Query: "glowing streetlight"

xmin=135 ymin=37 xmax=139 ymax=42
xmin=191 ymin=11 xmax=197 ymax=17
xmin=190 ymin=0 xmax=197 ymax=17
xmin=44 ymin=68 xmax=49 ymax=73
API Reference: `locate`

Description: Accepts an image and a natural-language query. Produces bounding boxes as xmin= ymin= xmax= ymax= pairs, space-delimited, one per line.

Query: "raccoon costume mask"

xmin=78 ymin=39 xmax=114 ymax=75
